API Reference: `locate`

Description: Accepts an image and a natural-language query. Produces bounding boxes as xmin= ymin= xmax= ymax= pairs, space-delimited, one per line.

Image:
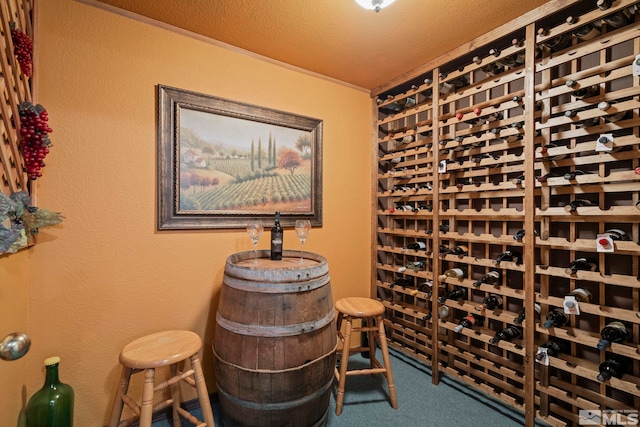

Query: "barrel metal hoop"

xmin=217 ymin=374 xmax=333 ymax=411
xmin=223 ymin=273 xmax=330 ymax=294
xmin=215 ymin=309 xmax=335 ymax=337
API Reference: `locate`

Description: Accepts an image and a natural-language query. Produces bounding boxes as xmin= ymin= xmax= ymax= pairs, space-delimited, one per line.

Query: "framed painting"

xmin=157 ymin=85 xmax=323 ymax=230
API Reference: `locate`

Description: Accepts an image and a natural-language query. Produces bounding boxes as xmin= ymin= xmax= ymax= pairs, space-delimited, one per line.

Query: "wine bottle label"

xmin=451 ymin=268 xmax=465 ymax=277
xmin=595 ymin=133 xmax=614 ymax=152
xmin=535 ymin=347 xmax=550 ymax=366
xmin=596 ymin=233 xmax=615 ymax=253
xmin=563 ymin=295 xmax=581 ymax=315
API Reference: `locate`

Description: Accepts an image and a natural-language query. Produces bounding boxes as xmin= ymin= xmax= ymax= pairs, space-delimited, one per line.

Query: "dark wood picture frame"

xmin=157 ymin=85 xmax=323 ymax=230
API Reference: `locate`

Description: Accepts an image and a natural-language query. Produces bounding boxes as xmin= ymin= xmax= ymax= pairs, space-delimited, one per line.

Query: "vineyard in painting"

xmin=178 ymin=113 xmax=313 ymax=213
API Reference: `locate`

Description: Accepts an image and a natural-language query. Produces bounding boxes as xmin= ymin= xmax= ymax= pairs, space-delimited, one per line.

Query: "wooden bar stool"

xmin=333 ymin=297 xmax=398 ymax=416
xmin=108 ymin=330 xmax=215 ymax=427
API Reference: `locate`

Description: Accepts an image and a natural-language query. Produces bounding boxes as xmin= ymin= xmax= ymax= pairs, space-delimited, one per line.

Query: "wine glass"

xmin=246 ymin=221 xmax=264 ymax=264
xmin=294 ymin=220 xmax=311 ymax=263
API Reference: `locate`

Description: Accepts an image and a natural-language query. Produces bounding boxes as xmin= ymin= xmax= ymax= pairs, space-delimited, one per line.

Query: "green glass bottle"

xmin=26 ymin=356 xmax=74 ymax=427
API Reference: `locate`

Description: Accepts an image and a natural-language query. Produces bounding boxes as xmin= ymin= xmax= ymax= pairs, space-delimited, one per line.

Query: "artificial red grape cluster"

xmin=11 ymin=24 xmax=33 ymax=77
xmin=18 ymin=102 xmax=52 ymax=180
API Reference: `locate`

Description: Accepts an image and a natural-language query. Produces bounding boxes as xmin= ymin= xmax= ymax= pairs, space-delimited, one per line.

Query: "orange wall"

xmin=20 ymin=0 xmax=373 ymax=425
xmin=0 ymin=250 xmax=30 ymax=426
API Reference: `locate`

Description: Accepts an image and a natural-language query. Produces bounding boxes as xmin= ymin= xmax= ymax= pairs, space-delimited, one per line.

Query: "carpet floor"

xmin=151 ymin=347 xmax=547 ymax=427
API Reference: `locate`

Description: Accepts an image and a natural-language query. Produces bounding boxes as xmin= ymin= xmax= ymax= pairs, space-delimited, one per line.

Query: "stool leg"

xmin=169 ymin=363 xmax=182 ymax=426
xmin=367 ymin=318 xmax=376 ymax=370
xmin=335 ymin=316 xmax=353 ymax=416
xmin=108 ymin=367 xmax=132 ymax=427
xmin=375 ymin=315 xmax=398 ymax=409
xmin=139 ymin=368 xmax=156 ymax=427
xmin=190 ymin=353 xmax=216 ymax=426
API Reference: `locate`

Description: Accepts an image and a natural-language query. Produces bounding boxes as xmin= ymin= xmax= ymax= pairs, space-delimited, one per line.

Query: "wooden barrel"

xmin=213 ymin=250 xmax=337 ymax=427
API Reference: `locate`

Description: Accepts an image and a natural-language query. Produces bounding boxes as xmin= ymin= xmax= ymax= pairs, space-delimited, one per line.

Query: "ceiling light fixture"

xmin=355 ymin=0 xmax=396 ymax=13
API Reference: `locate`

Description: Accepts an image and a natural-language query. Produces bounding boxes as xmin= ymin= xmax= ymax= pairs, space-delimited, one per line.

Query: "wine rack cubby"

xmin=372 ymin=1 xmax=640 ymax=425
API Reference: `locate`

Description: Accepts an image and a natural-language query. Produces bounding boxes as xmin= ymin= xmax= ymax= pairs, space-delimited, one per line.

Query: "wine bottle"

xmin=438 ymin=267 xmax=468 ymax=282
xmin=565 ymin=109 xmax=600 ymax=128
xmin=513 ymin=302 xmax=541 ymax=326
xmin=394 ymin=185 xmax=413 ymax=192
xmin=437 ymin=286 xmax=468 ymax=304
xmin=596 ymin=0 xmax=613 ymax=10
xmin=405 ymin=260 xmax=426 ymax=272
xmin=26 ymin=357 xmax=75 ymax=427
xmin=410 ymin=280 xmax=435 ymax=298
xmin=597 ymin=321 xmax=632 ymax=350
xmin=453 ymin=313 xmax=484 ymax=333
xmin=456 ymin=179 xmax=481 ymax=189
xmin=484 ymin=112 xmax=504 ymax=123
xmin=473 ymin=56 xmax=505 ymax=76
xmin=395 ymin=134 xmax=415 ymax=143
xmin=511 ymin=175 xmax=525 ymax=185
xmin=489 ymin=324 xmax=522 ymax=344
xmin=440 ymin=72 xmax=470 ymax=90
xmin=478 ymin=293 xmax=503 ymax=311
xmin=438 ymin=245 xmax=451 ymax=254
xmin=496 ymin=51 xmax=525 ymax=69
xmin=493 ymin=250 xmax=522 ymax=266
xmin=395 ymin=204 xmax=418 ymax=212
xmin=543 ymin=308 xmax=570 ymax=328
xmin=597 ymin=359 xmax=629 ymax=382
xmin=513 ymin=228 xmax=539 ymax=241
xmin=512 ymin=38 xmax=543 ymax=58
xmin=406 ymin=241 xmax=427 ymax=251
xmin=563 ymin=170 xmax=588 ymax=180
xmin=564 ymin=199 xmax=597 ymax=212
xmin=535 ymin=339 xmax=568 ymax=361
xmin=471 ymin=153 xmax=500 ymax=163
xmin=539 ymin=144 xmax=568 ymax=161
xmin=270 ymin=211 xmax=283 ymax=260
xmin=446 ymin=245 xmax=469 ymax=256
xmin=425 ymin=223 xmax=449 ymax=235
xmin=418 ymin=204 xmax=433 ymax=212
xmin=419 ymin=182 xmax=433 ymax=191
xmin=600 ymin=228 xmax=630 ymax=242
xmin=567 ymin=16 xmax=601 ymax=41
xmin=565 ymin=80 xmax=600 ymax=99
xmin=379 ymin=99 xmax=403 ymax=113
xmin=602 ymin=8 xmax=633 ymax=29
xmin=503 ymin=133 xmax=524 ymax=144
xmin=392 ymin=276 xmax=414 ymax=287
xmin=598 ymin=100 xmax=631 ymax=122
xmin=565 ymin=257 xmax=598 ymax=275
xmin=536 ymin=172 xmax=559 ymax=183
xmin=473 ymin=270 xmax=501 ymax=288
xmin=537 ymin=28 xmax=571 ymax=52
xmin=565 ymin=288 xmax=593 ymax=309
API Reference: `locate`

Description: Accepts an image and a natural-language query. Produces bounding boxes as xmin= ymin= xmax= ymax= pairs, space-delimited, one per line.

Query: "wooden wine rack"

xmin=0 ymin=0 xmax=33 ymax=197
xmin=372 ymin=1 xmax=640 ymax=425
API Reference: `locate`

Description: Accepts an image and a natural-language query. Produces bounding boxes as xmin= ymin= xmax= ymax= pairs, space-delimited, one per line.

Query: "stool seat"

xmin=120 ymin=330 xmax=201 ymax=369
xmin=108 ymin=330 xmax=215 ymax=427
xmin=334 ymin=297 xmax=397 ymax=416
xmin=335 ymin=297 xmax=384 ymax=318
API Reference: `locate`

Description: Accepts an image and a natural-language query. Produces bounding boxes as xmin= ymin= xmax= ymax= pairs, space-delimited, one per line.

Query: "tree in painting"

xmin=278 ymin=149 xmax=303 ymax=175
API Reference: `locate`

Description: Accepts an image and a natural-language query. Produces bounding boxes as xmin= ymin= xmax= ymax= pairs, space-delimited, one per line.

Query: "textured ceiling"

xmin=88 ymin=0 xmax=552 ymax=91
